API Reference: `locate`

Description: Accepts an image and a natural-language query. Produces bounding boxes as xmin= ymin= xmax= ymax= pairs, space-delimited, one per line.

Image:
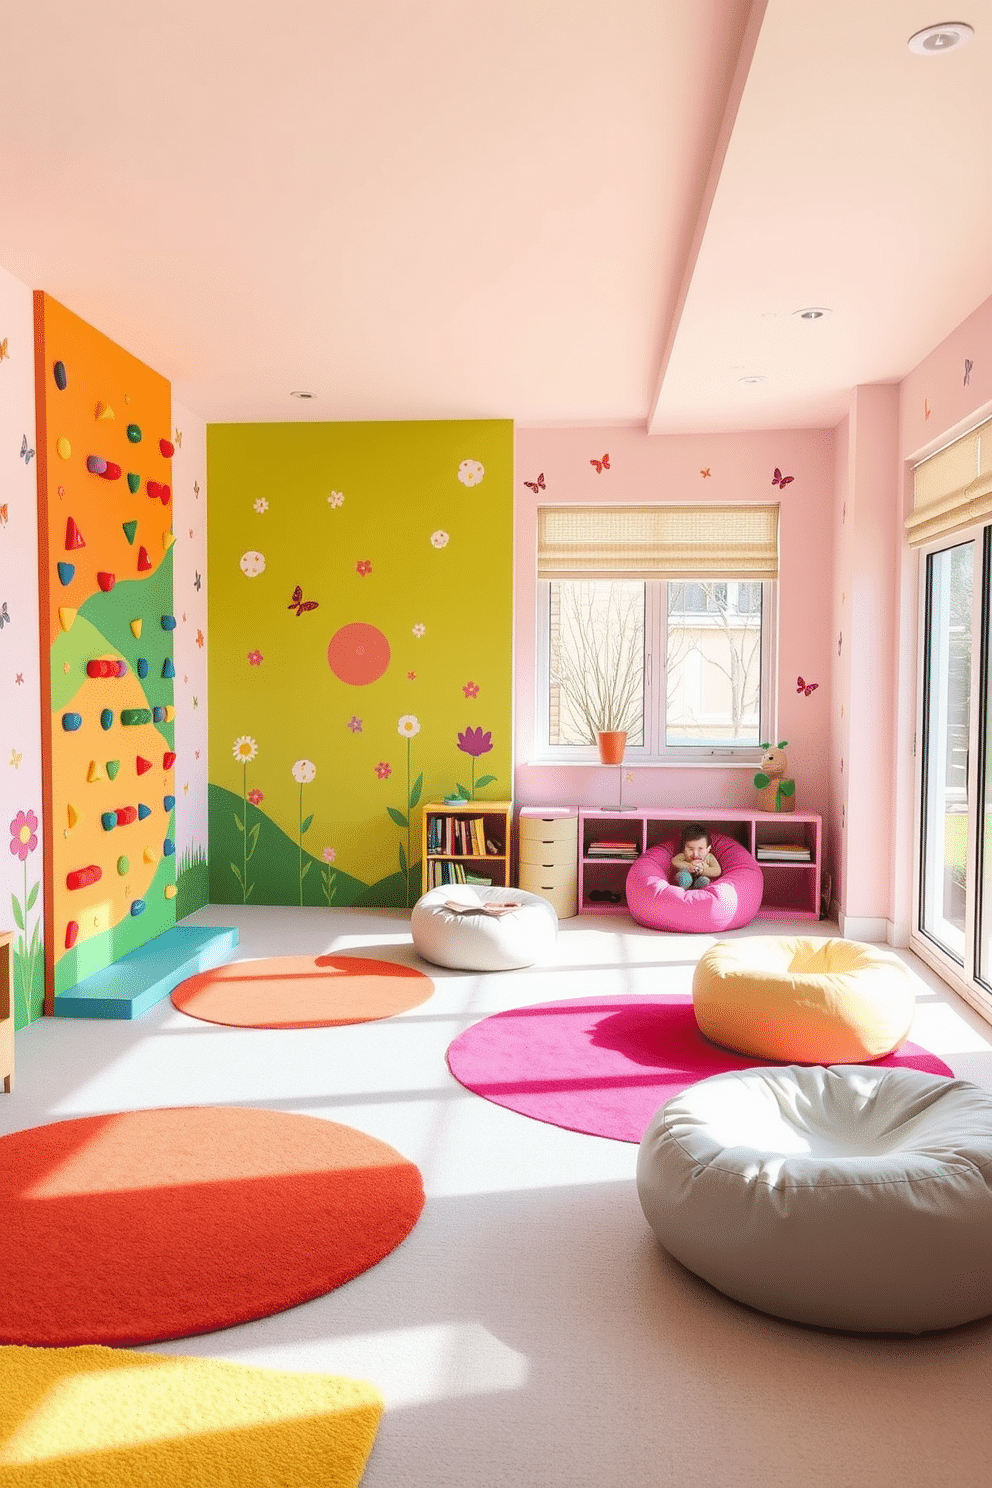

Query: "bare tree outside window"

xmin=548 ymin=581 xmax=644 ymax=745
xmin=666 ymin=581 xmax=761 ymax=745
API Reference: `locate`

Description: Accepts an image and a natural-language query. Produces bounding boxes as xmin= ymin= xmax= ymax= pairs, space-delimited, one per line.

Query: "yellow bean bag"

xmin=692 ymin=936 xmax=916 ymax=1063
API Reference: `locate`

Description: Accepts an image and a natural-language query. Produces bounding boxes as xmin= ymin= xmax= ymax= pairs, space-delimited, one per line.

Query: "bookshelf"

xmin=421 ymin=802 xmax=513 ymax=895
xmin=1 ymin=931 xmax=13 ymax=1093
xmin=578 ymin=807 xmax=822 ymax=920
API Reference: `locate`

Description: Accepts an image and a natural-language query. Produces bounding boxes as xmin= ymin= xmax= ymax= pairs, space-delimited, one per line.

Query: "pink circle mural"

xmin=328 ymin=623 xmax=391 ymax=685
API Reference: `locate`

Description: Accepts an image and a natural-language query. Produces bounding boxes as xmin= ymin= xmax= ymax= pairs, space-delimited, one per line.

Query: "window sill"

xmin=523 ymin=757 xmax=762 ymax=770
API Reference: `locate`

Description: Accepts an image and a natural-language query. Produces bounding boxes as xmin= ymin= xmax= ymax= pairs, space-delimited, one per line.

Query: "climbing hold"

xmin=130 ymin=618 xmax=142 ymax=638
xmin=127 ymin=472 xmax=140 ymax=493
xmin=61 ymin=712 xmax=83 ymax=732
xmin=163 ymin=530 xmax=175 ymax=551
xmin=136 ymin=658 xmax=149 ymax=678
xmin=137 ymin=546 xmax=152 ymax=571
xmin=136 ymin=757 xmax=153 ymax=775
xmin=160 ymin=485 xmax=171 ymax=505
xmin=65 ymin=920 xmax=79 ymax=949
xmin=152 ymin=705 xmax=165 ymax=723
xmin=86 ymin=760 xmax=105 ymax=782
xmin=56 ymin=435 xmax=71 ymax=460
xmin=100 ymin=709 xmax=114 ymax=731
xmin=117 ymin=856 xmax=129 ymax=875
xmin=116 ymin=805 xmax=138 ymax=825
xmin=101 ymin=812 xmax=117 ymax=832
xmin=58 ymin=607 xmax=77 ymax=632
xmin=162 ymin=657 xmax=175 ymax=678
xmin=126 ymin=424 xmax=142 ymax=443
xmin=163 ymin=794 xmax=175 ymax=812
xmin=123 ymin=520 xmax=138 ymax=545
xmin=97 ymin=571 xmax=116 ymax=592
xmin=163 ymin=751 xmax=176 ymax=770
xmin=147 ymin=480 xmax=162 ymax=501
xmin=163 ymin=704 xmax=176 ymax=723
xmin=65 ymin=517 xmax=85 ymax=550
xmin=161 ymin=615 xmax=176 ymax=630
xmin=99 ymin=462 xmax=122 ymax=481
xmin=86 ymin=455 xmax=108 ymax=475
xmin=86 ymin=658 xmax=126 ymax=679
xmin=163 ymin=838 xmax=175 ymax=857
xmin=57 ymin=562 xmax=75 ymax=586
xmin=130 ymin=899 xmax=146 ymax=917
xmin=138 ymin=802 xmax=152 ymax=820
xmin=159 ymin=438 xmax=174 ymax=458
xmin=67 ymin=865 xmax=102 ymax=891
xmin=121 ymin=708 xmax=152 ymax=726
xmin=67 ymin=803 xmax=80 ymax=829
xmin=96 ymin=401 xmax=114 ymax=420
xmin=143 ymin=846 xmax=159 ymax=865
xmin=164 ymin=883 xmax=178 ymax=900
xmin=106 ymin=760 xmax=121 ymax=780
xmin=53 ymin=361 xmax=67 ymax=390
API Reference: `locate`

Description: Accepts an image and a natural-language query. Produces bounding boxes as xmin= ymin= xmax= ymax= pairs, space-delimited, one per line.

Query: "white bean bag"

xmin=637 ymin=1063 xmax=992 ymax=1334
xmin=411 ymin=885 xmax=558 ymax=971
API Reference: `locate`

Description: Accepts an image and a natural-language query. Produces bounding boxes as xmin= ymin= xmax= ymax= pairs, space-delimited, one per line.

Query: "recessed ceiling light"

xmin=738 ymin=375 xmax=767 ymax=386
xmin=907 ymin=21 xmax=974 ymax=54
xmin=290 ymin=390 xmax=316 ymax=399
xmin=794 ymin=306 xmax=831 ymax=320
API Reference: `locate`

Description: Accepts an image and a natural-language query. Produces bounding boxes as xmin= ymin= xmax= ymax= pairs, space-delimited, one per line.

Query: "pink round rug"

xmin=446 ymin=995 xmax=954 ymax=1143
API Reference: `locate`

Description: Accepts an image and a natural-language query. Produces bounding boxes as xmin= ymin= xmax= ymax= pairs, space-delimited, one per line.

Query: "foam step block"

xmin=65 ymin=920 xmax=79 ymax=949
xmin=116 ymin=806 xmax=138 ymax=825
xmin=57 ymin=562 xmax=75 ymax=586
xmin=67 ymin=865 xmax=102 ymax=891
xmin=123 ymin=520 xmax=138 ymax=544
xmin=136 ymin=757 xmax=152 ymax=775
xmin=62 ymin=713 xmax=82 ymax=731
xmin=65 ymin=518 xmax=85 ymax=550
xmin=138 ymin=803 xmax=151 ymax=819
xmin=121 ymin=709 xmax=152 ymax=726
xmin=161 ymin=657 xmax=175 ymax=678
xmin=53 ymin=925 xmax=240 ymax=1020
xmin=86 ymin=455 xmax=107 ymax=474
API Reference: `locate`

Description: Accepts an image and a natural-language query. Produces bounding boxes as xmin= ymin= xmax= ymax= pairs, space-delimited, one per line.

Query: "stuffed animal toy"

xmin=754 ymin=741 xmax=796 ymax=813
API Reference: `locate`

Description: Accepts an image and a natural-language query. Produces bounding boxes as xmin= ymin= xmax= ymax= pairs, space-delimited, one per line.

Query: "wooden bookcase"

xmin=1 ymin=930 xmax=13 ymax=1093
xmin=578 ymin=806 xmax=822 ymax=921
xmin=421 ymin=802 xmax=513 ymax=895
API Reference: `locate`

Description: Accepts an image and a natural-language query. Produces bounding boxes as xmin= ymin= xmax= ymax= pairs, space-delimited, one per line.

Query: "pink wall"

xmin=513 ymin=425 xmax=835 ymax=828
xmin=828 ymin=413 xmax=850 ymax=914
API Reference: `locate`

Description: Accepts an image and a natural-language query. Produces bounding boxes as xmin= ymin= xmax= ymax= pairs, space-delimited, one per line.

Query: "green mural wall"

xmin=207 ymin=421 xmax=513 ymax=907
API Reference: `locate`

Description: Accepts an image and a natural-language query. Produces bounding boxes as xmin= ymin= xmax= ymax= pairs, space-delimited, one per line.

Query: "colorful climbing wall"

xmin=34 ymin=293 xmax=177 ymax=1012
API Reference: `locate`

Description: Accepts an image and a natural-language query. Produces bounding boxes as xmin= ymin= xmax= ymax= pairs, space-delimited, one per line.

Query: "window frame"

xmin=533 ymin=575 xmax=778 ymax=765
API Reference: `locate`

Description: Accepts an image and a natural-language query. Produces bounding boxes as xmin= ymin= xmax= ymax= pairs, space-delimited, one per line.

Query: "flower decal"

xmin=247 ymin=788 xmax=264 ymax=806
xmin=322 ymin=846 xmax=337 ymax=864
xmin=462 ymin=681 xmax=479 ymax=698
xmin=458 ymin=459 xmax=485 ymax=487
xmin=9 ymin=809 xmax=38 ymax=861
xmin=233 ymin=736 xmax=258 ymax=763
xmin=430 ymin=530 xmax=449 ymax=549
xmin=291 ymin=759 xmax=317 ymax=784
xmin=407 ymin=670 xmax=416 ymax=680
xmin=247 ymin=649 xmax=263 ymax=666
xmin=328 ymin=491 xmax=344 ymax=507
xmin=240 ymin=550 xmax=265 ymax=577
xmin=397 ymin=715 xmax=421 ymax=738
xmin=347 ymin=716 xmax=363 ymax=733
xmin=374 ymin=761 xmax=392 ymax=779
xmin=412 ymin=623 xmax=426 ymax=637
xmin=253 ymin=498 xmax=269 ymax=513
xmin=457 ymin=727 xmax=492 ymax=758
xmin=356 ymin=559 xmax=372 ymax=577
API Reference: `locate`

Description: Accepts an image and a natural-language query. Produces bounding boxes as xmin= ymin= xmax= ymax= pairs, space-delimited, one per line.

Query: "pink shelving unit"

xmin=578 ymin=806 xmax=822 ymax=920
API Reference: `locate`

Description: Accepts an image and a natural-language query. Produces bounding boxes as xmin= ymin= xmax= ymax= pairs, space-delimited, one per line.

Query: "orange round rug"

xmin=171 ymin=954 xmax=434 ymax=1028
xmin=0 ymin=1107 xmax=424 ymax=1347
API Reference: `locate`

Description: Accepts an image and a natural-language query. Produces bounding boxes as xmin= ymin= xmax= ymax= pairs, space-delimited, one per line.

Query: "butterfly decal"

xmin=20 ymin=434 xmax=34 ymax=465
xmin=174 ymin=429 xmax=183 ymax=448
xmin=0 ymin=503 xmax=8 ymax=526
xmin=772 ymin=467 xmax=793 ymax=488
xmin=288 ymin=584 xmax=319 ymax=615
xmin=700 ymin=468 xmax=711 ymax=478
xmin=924 ymin=399 xmax=931 ymax=421
xmin=964 ymin=359 xmax=973 ymax=387
xmin=590 ymin=454 xmax=610 ymax=473
xmin=0 ymin=338 xmax=9 ymax=361
xmin=9 ymin=748 xmax=22 ymax=768
xmin=193 ymin=481 xmax=200 ymax=497
xmin=797 ymin=675 xmax=818 ymax=696
xmin=194 ymin=571 xmax=201 ymax=591
xmin=0 ymin=602 xmax=10 ymax=628
xmin=523 ymin=472 xmax=546 ymax=493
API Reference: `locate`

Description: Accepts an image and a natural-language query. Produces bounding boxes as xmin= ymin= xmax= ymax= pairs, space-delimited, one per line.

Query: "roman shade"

xmin=537 ymin=504 xmax=779 ymax=581
xmin=907 ymin=417 xmax=992 ymax=548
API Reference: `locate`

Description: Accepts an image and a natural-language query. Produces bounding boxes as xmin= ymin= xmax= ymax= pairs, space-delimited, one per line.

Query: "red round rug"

xmin=447 ymin=995 xmax=954 ymax=1143
xmin=172 ymin=954 xmax=433 ymax=1028
xmin=0 ymin=1107 xmax=424 ymax=1346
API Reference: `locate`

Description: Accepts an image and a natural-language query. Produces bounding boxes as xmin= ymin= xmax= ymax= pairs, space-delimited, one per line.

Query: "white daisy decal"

xmin=253 ymin=498 xmax=269 ymax=513
xmin=291 ymin=758 xmax=317 ymax=783
xmin=397 ymin=714 xmax=421 ymax=738
xmin=240 ymin=550 xmax=265 ymax=577
xmin=328 ymin=491 xmax=344 ymax=507
xmin=412 ymin=623 xmax=426 ymax=637
xmin=233 ymin=735 xmax=258 ymax=763
xmin=431 ymin=530 xmax=449 ymax=549
xmin=458 ymin=459 xmax=485 ymax=487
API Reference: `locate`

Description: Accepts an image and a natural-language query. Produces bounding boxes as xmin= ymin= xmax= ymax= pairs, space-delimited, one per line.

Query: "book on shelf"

xmin=756 ymin=843 xmax=811 ymax=862
xmin=465 ymin=872 xmax=492 ymax=885
xmin=587 ymin=839 xmax=639 ymax=859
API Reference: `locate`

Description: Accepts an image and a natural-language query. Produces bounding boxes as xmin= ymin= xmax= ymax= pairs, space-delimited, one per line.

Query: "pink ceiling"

xmin=1 ymin=1 xmax=989 ymax=432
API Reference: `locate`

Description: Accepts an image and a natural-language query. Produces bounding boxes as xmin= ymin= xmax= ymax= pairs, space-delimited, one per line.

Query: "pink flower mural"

xmin=456 ymin=727 xmax=497 ymax=800
xmin=374 ymin=762 xmax=392 ymax=780
xmin=356 ymin=559 xmax=372 ymax=577
xmin=462 ymin=681 xmax=479 ymax=699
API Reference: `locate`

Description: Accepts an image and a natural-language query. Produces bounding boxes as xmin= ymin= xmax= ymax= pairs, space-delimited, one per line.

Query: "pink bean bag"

xmin=626 ymin=831 xmax=763 ymax=933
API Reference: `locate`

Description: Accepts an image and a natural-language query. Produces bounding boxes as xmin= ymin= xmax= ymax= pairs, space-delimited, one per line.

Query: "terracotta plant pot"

xmin=597 ymin=730 xmax=627 ymax=765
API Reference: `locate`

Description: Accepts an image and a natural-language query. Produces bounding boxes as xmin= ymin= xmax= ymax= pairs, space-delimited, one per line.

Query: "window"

xmin=536 ymin=503 xmax=778 ymax=761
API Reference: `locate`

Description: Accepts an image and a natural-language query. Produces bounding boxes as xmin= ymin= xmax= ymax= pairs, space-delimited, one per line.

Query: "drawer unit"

xmin=518 ymin=808 xmax=579 ymax=919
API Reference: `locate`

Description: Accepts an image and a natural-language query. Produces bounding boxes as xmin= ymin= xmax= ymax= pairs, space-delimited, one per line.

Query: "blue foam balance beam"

xmin=54 ymin=925 xmax=239 ymax=1020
